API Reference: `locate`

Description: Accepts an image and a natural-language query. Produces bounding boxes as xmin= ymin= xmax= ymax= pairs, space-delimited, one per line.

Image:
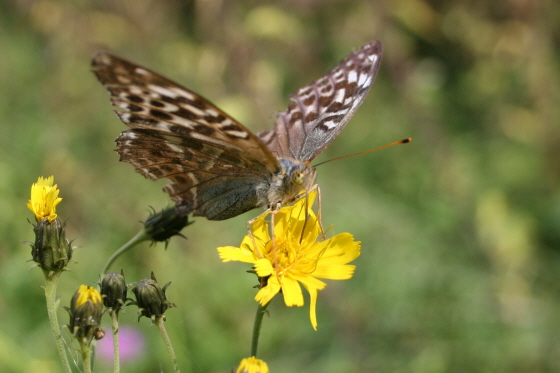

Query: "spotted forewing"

xmin=257 ymin=41 xmax=382 ymax=162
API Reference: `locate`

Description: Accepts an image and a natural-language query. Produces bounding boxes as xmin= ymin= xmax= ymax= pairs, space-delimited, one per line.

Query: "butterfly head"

xmin=293 ymin=163 xmax=316 ymax=189
xmin=269 ymin=159 xmax=316 ymax=205
xmin=291 ymin=168 xmax=306 ymax=185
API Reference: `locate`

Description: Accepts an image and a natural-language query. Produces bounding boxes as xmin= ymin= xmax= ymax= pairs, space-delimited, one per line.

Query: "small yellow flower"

xmin=27 ymin=176 xmax=62 ymax=223
xmin=218 ymin=191 xmax=361 ymax=330
xmin=236 ymin=356 xmax=269 ymax=373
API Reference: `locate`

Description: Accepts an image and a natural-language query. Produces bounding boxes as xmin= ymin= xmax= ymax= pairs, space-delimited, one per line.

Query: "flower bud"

xmin=65 ymin=285 xmax=104 ymax=346
xmin=129 ymin=272 xmax=175 ymax=322
xmin=235 ymin=356 xmax=269 ymax=373
xmin=144 ymin=206 xmax=192 ymax=247
xmin=100 ymin=271 xmax=127 ymax=315
xmin=30 ymin=218 xmax=73 ymax=278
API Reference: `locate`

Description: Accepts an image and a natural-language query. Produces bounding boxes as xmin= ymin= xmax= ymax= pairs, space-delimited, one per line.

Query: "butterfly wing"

xmin=258 ymin=40 xmax=382 ymax=162
xmin=92 ymin=52 xmax=281 ymax=220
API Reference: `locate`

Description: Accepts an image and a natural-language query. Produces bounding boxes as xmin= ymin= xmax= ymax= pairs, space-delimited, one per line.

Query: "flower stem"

xmin=101 ymin=229 xmax=149 ymax=274
xmin=111 ymin=312 xmax=120 ymax=373
xmin=155 ymin=316 xmax=180 ymax=373
xmin=44 ymin=275 xmax=73 ymax=373
xmin=250 ymin=301 xmax=270 ymax=357
xmin=81 ymin=342 xmax=92 ymax=373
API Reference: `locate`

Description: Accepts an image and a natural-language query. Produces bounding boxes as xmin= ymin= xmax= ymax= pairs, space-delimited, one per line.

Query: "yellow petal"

xmin=250 ymin=214 xmax=271 ymax=243
xmin=312 ymin=264 xmax=356 ymax=280
xmin=240 ymin=235 xmax=266 ymax=259
xmin=295 ymin=274 xmax=327 ymax=291
xmin=307 ymin=286 xmax=319 ymax=330
xmin=217 ymin=246 xmax=256 ymax=263
xmin=281 ymin=276 xmax=304 ymax=307
xmin=314 ymin=234 xmax=361 ymax=263
xmin=75 ymin=285 xmax=102 ymax=307
xmin=255 ymin=279 xmax=281 ymax=305
xmin=254 ymin=258 xmax=273 ymax=277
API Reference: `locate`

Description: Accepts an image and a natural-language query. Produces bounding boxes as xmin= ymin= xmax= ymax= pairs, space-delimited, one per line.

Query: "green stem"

xmin=250 ymin=301 xmax=270 ymax=357
xmin=101 ymin=229 xmax=149 ymax=274
xmin=81 ymin=342 xmax=92 ymax=373
xmin=155 ymin=317 xmax=180 ymax=373
xmin=44 ymin=275 xmax=73 ymax=373
xmin=111 ymin=312 xmax=120 ymax=373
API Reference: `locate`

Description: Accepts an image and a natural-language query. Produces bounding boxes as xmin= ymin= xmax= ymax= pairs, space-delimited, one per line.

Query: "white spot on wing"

xmin=171 ymin=87 xmax=195 ymax=101
xmin=224 ymin=130 xmax=249 ymax=139
xmin=358 ymin=73 xmax=368 ymax=86
xmin=135 ymin=68 xmax=149 ymax=76
xmin=115 ymin=101 xmax=130 ymax=110
xmin=205 ymin=108 xmax=219 ymax=117
xmin=333 ymin=88 xmax=345 ymax=104
xmin=322 ymin=119 xmax=337 ymax=129
xmin=220 ymin=118 xmax=233 ymax=127
xmin=159 ymin=102 xmax=179 ymax=112
xmin=367 ymin=54 xmax=378 ymax=63
xmin=117 ymin=75 xmax=132 ymax=84
xmin=129 ymin=86 xmax=143 ymax=95
xmin=187 ymin=173 xmax=199 ymax=196
xmin=120 ymin=113 xmax=131 ymax=122
xmin=166 ymin=143 xmax=184 ymax=153
xmin=181 ymin=104 xmax=206 ymax=117
xmin=189 ymin=131 xmax=232 ymax=147
xmin=148 ymin=84 xmax=178 ymax=98
xmin=167 ymin=116 xmax=196 ymax=130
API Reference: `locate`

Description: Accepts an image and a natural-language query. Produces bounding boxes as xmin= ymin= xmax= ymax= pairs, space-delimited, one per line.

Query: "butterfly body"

xmin=92 ymin=41 xmax=382 ymax=220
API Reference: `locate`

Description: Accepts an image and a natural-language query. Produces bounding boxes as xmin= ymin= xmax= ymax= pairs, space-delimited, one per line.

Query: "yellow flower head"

xmin=27 ymin=176 xmax=62 ymax=223
xmin=236 ymin=356 xmax=269 ymax=373
xmin=218 ymin=191 xmax=361 ymax=330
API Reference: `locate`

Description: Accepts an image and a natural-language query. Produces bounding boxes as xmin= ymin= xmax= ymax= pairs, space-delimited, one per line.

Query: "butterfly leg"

xmin=246 ymin=210 xmax=270 ymax=260
xmin=246 ymin=203 xmax=284 ymax=279
xmin=269 ymin=207 xmax=281 ymax=279
xmin=292 ymin=184 xmax=326 ymax=240
xmin=314 ymin=184 xmax=327 ymax=240
xmin=245 ymin=221 xmax=259 ymax=257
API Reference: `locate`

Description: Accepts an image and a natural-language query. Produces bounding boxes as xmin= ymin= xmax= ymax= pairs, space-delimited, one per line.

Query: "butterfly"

xmin=92 ymin=41 xmax=382 ymax=220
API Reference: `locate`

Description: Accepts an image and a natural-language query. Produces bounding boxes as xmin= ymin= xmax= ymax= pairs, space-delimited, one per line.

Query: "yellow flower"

xmin=235 ymin=356 xmax=269 ymax=373
xmin=27 ymin=176 xmax=62 ymax=223
xmin=218 ymin=191 xmax=361 ymax=330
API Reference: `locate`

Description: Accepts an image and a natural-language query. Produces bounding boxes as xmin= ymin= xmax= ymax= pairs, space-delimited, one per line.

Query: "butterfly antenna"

xmin=314 ymin=138 xmax=412 ymax=167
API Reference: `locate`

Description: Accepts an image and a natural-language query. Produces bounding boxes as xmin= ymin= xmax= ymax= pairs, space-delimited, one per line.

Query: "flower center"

xmin=265 ymin=238 xmax=299 ymax=273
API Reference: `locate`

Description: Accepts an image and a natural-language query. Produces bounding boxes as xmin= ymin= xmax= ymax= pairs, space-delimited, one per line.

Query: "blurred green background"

xmin=1 ymin=0 xmax=559 ymax=372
